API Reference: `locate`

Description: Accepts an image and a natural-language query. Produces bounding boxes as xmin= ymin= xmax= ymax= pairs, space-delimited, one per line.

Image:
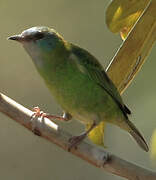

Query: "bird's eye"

xmin=34 ymin=32 xmax=44 ymax=40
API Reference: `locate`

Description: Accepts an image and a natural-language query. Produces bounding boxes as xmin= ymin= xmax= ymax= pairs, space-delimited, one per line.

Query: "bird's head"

xmin=8 ymin=26 xmax=67 ymax=71
xmin=8 ymin=26 xmax=64 ymax=53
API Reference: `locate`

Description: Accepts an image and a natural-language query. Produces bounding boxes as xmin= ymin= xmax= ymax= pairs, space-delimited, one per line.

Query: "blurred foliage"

xmin=151 ymin=130 xmax=156 ymax=160
xmin=106 ymin=0 xmax=150 ymax=40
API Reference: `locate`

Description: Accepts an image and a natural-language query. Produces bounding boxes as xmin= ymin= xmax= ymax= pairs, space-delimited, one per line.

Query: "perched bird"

xmin=8 ymin=26 xmax=148 ymax=151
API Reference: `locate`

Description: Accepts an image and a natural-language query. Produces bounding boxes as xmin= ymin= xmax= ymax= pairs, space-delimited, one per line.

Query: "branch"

xmin=0 ymin=92 xmax=155 ymax=180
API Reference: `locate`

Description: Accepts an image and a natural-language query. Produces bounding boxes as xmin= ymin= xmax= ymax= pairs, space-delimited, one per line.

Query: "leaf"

xmin=107 ymin=0 xmax=156 ymax=94
xmin=106 ymin=0 xmax=150 ymax=40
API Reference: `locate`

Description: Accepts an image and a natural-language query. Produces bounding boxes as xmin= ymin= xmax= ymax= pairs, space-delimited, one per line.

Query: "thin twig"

xmin=0 ymin=93 xmax=155 ymax=180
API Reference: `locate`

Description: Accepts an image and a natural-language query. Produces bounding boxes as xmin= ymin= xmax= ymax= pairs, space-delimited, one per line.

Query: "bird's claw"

xmin=31 ymin=107 xmax=67 ymax=121
xmin=31 ymin=106 xmax=47 ymax=118
xmin=30 ymin=107 xmax=45 ymax=136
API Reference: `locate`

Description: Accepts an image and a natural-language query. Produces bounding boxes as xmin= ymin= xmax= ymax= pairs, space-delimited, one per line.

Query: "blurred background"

xmin=0 ymin=0 xmax=156 ymax=179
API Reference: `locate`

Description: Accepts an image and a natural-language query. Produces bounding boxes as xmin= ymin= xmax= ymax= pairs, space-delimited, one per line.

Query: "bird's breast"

xmin=43 ymin=62 xmax=106 ymax=124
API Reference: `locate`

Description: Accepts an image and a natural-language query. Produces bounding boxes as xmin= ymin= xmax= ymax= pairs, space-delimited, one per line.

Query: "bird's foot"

xmin=31 ymin=106 xmax=69 ymax=121
xmin=31 ymin=106 xmax=47 ymax=118
xmin=68 ymin=133 xmax=87 ymax=151
xmin=30 ymin=107 xmax=70 ymax=136
xmin=68 ymin=122 xmax=96 ymax=151
xmin=30 ymin=107 xmax=45 ymax=136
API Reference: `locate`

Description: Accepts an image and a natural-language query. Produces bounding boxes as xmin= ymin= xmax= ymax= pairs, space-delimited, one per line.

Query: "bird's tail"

xmin=125 ymin=118 xmax=149 ymax=152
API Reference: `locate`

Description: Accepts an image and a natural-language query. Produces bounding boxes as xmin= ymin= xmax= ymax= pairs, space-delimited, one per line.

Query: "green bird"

xmin=8 ymin=26 xmax=148 ymax=152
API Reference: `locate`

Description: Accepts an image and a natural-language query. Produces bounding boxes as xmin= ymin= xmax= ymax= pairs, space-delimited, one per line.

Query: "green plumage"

xmin=8 ymin=26 xmax=148 ymax=152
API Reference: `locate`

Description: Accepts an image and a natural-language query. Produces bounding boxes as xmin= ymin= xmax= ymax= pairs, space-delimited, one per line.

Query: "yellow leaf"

xmin=106 ymin=0 xmax=150 ymax=39
xmin=107 ymin=0 xmax=156 ymax=94
xmin=120 ymin=11 xmax=141 ymax=40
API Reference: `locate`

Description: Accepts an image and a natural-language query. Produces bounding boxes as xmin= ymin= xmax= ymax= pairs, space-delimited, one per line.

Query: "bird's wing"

xmin=71 ymin=44 xmax=131 ymax=118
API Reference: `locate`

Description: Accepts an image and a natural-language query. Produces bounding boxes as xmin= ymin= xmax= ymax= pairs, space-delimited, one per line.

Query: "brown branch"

xmin=0 ymin=92 xmax=155 ymax=180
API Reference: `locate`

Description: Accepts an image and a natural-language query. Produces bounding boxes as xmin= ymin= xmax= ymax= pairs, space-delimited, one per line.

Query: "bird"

xmin=8 ymin=26 xmax=148 ymax=152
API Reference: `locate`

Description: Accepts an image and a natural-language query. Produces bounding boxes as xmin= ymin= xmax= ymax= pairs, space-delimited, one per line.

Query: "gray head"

xmin=8 ymin=26 xmax=66 ymax=71
xmin=8 ymin=26 xmax=64 ymax=53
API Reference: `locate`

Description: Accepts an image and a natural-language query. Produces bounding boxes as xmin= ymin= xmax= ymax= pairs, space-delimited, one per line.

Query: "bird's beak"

xmin=8 ymin=34 xmax=23 ymax=42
